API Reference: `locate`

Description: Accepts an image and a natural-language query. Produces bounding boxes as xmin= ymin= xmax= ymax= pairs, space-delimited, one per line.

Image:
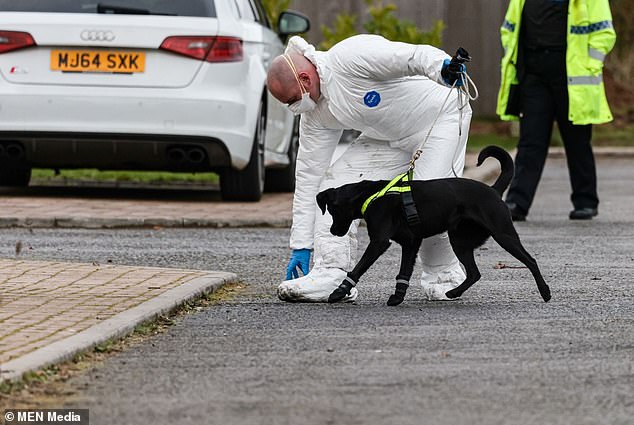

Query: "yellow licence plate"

xmin=50 ymin=50 xmax=145 ymax=73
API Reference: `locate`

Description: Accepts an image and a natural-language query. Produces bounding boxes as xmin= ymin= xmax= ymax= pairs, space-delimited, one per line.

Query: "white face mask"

xmin=288 ymin=92 xmax=317 ymax=115
xmin=282 ymin=54 xmax=317 ymax=115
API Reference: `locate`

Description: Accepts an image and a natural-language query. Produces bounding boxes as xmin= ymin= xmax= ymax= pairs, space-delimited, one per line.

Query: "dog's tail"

xmin=477 ymin=145 xmax=514 ymax=196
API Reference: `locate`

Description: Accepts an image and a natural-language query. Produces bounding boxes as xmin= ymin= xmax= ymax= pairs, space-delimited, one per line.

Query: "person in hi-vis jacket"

xmin=497 ymin=0 xmax=616 ymax=221
xmin=267 ymin=35 xmax=472 ymax=302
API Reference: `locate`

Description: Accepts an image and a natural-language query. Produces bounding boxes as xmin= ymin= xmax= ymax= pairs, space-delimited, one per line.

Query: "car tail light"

xmin=0 ymin=31 xmax=36 ymax=54
xmin=160 ymin=36 xmax=243 ymax=62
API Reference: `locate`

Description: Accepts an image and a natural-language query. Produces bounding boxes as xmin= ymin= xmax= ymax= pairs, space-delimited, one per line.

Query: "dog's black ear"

xmin=316 ymin=189 xmax=334 ymax=215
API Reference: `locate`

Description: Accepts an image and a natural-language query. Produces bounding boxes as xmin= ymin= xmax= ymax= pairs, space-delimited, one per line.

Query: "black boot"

xmin=569 ymin=207 xmax=598 ymax=220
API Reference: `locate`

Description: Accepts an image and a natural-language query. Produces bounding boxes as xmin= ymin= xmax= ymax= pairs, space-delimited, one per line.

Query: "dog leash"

xmin=408 ymin=63 xmax=479 ymax=176
xmin=403 ymin=56 xmax=479 ymax=227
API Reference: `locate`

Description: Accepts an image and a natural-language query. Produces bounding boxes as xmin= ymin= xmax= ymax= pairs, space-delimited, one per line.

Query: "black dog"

xmin=316 ymin=146 xmax=551 ymax=305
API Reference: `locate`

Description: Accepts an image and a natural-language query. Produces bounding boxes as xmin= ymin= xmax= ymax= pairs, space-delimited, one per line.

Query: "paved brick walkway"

xmin=0 ymin=259 xmax=210 ymax=365
xmin=0 ymin=192 xmax=293 ymax=228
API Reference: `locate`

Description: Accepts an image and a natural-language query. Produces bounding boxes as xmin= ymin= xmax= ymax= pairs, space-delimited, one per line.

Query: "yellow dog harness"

xmin=360 ymin=172 xmax=413 ymax=216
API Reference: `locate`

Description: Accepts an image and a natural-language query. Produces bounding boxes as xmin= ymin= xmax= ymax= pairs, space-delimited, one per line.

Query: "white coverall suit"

xmin=278 ymin=35 xmax=472 ymax=302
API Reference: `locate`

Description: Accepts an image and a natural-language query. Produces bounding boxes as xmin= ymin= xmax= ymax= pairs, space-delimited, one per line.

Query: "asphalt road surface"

xmin=1 ymin=158 xmax=632 ymax=425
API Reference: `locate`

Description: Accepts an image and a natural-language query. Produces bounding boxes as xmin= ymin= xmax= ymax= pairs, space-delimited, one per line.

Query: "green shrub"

xmin=320 ymin=0 xmax=444 ymax=50
xmin=321 ymin=14 xmax=359 ymax=50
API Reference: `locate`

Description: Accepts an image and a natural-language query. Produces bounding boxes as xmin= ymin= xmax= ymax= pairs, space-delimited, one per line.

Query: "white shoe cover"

xmin=277 ymin=267 xmax=358 ymax=303
xmin=420 ymin=266 xmax=466 ymax=301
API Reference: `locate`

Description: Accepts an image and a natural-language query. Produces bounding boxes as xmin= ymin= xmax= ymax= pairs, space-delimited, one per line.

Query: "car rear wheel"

xmin=220 ymin=101 xmax=265 ymax=202
xmin=265 ymin=116 xmax=299 ymax=193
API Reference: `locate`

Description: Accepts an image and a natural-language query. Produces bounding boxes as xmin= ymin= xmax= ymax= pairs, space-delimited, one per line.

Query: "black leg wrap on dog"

xmin=395 ymin=280 xmax=409 ymax=295
xmin=328 ymin=279 xmax=355 ymax=303
xmin=387 ymin=279 xmax=409 ymax=306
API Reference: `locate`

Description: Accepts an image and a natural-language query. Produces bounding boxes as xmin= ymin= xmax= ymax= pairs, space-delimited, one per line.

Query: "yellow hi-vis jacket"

xmin=496 ymin=0 xmax=616 ymax=125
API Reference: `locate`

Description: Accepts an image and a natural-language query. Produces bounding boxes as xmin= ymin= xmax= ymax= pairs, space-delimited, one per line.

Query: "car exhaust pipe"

xmin=166 ymin=147 xmax=186 ymax=164
xmin=6 ymin=143 xmax=25 ymax=160
xmin=186 ymin=147 xmax=205 ymax=164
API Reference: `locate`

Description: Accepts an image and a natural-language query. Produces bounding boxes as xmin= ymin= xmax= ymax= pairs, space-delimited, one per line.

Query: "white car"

xmin=0 ymin=0 xmax=309 ymax=201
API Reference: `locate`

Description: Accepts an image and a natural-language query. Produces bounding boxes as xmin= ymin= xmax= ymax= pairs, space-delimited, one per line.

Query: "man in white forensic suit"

xmin=267 ymin=35 xmax=473 ymax=302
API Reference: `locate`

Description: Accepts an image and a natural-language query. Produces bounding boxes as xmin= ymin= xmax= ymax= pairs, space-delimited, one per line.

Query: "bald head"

xmin=267 ymin=52 xmax=320 ymax=105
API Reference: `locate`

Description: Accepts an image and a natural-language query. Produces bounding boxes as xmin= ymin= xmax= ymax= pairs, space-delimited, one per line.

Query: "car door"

xmin=234 ymin=0 xmax=293 ymax=165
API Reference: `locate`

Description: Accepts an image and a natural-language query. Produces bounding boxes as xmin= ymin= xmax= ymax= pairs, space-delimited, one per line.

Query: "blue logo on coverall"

xmin=364 ymin=91 xmax=381 ymax=107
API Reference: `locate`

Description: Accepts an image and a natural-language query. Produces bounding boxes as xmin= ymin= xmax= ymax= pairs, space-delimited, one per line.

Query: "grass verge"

xmin=467 ymin=121 xmax=634 ymax=152
xmin=31 ymin=169 xmax=219 ymax=185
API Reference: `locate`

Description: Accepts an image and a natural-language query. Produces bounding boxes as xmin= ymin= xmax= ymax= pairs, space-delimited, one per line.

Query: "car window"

xmin=0 ymin=0 xmax=216 ymax=17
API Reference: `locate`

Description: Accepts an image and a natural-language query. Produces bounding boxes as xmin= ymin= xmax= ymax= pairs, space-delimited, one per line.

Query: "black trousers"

xmin=505 ymin=49 xmax=598 ymax=213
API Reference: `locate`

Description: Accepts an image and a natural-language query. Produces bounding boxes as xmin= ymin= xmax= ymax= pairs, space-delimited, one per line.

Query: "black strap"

xmin=395 ymin=281 xmax=409 ymax=295
xmin=402 ymin=170 xmax=421 ymax=228
xmin=338 ymin=279 xmax=354 ymax=295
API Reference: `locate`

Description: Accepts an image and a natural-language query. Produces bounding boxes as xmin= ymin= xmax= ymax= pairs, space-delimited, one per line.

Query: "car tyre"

xmin=0 ymin=162 xmax=31 ymax=187
xmin=265 ymin=116 xmax=299 ymax=193
xmin=220 ymin=101 xmax=266 ymax=202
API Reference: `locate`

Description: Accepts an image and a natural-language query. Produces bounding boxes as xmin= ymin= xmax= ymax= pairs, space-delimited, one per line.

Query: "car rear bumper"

xmin=0 ymin=131 xmax=232 ymax=171
xmin=0 ymin=85 xmax=255 ymax=169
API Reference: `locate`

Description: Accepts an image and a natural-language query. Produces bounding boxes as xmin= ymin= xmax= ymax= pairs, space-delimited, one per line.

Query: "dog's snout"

xmin=330 ymin=225 xmax=347 ymax=237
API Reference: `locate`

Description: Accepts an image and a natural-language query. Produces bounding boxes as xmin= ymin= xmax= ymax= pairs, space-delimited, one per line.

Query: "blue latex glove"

xmin=286 ymin=248 xmax=312 ymax=280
